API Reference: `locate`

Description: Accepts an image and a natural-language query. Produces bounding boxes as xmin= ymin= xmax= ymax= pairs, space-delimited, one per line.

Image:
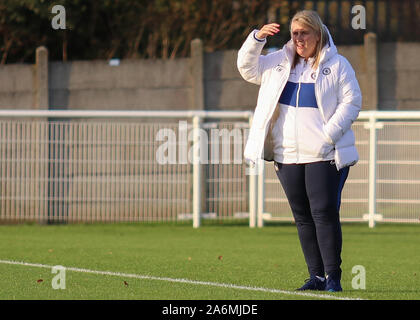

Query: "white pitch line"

xmin=0 ymin=259 xmax=364 ymax=300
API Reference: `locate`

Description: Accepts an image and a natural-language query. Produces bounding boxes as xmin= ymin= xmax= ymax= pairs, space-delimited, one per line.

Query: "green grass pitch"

xmin=0 ymin=222 xmax=419 ymax=300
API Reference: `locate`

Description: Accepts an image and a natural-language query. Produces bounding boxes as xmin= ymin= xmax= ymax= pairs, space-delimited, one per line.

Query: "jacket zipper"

xmin=295 ymin=81 xmax=301 ymax=163
xmin=295 ymin=60 xmax=306 ymax=163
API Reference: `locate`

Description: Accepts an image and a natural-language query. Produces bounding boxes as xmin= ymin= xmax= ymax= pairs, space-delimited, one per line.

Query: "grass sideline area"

xmin=0 ymin=222 xmax=419 ymax=300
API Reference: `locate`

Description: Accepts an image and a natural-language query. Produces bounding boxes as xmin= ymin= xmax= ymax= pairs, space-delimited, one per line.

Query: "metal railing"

xmin=262 ymin=110 xmax=420 ymax=228
xmin=0 ymin=110 xmax=252 ymax=226
xmin=0 ymin=109 xmax=419 ymax=227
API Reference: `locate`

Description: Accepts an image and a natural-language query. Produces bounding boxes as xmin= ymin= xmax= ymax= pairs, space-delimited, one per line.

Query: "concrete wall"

xmin=0 ymin=64 xmax=35 ymax=109
xmin=204 ymin=50 xmax=260 ymax=111
xmin=378 ymin=42 xmax=420 ymax=110
xmin=48 ymin=58 xmax=193 ymax=110
xmin=0 ymin=37 xmax=420 ymax=111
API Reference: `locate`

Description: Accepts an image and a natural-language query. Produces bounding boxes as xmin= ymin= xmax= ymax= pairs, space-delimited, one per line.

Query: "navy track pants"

xmin=274 ymin=160 xmax=349 ymax=278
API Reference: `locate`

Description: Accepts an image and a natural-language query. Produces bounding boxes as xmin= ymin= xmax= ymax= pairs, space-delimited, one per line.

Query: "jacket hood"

xmin=283 ymin=24 xmax=337 ymax=67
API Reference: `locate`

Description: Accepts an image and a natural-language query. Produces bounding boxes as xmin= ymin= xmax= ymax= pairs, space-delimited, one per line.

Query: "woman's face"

xmin=291 ymin=21 xmax=319 ymax=59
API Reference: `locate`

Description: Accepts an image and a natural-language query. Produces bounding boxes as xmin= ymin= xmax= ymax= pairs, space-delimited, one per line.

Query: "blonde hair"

xmin=290 ymin=10 xmax=329 ymax=70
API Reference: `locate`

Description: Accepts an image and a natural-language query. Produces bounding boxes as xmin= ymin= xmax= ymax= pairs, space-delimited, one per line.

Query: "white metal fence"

xmin=0 ymin=110 xmax=251 ymax=225
xmin=0 ymin=109 xmax=419 ymax=227
xmin=263 ymin=111 xmax=420 ymax=228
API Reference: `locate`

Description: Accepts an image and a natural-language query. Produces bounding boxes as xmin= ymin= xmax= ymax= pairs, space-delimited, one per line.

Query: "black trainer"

xmin=325 ymin=274 xmax=343 ymax=292
xmin=296 ymin=276 xmax=326 ymax=291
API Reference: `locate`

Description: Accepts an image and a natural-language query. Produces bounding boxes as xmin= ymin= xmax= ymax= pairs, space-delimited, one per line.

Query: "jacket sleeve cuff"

xmin=253 ymin=30 xmax=266 ymax=43
xmin=324 ymin=123 xmax=343 ymax=145
xmin=323 ymin=128 xmax=335 ymax=145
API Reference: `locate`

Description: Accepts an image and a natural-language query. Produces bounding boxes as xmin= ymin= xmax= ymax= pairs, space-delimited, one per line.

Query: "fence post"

xmin=190 ymin=39 xmax=208 ymax=216
xmin=190 ymin=39 xmax=205 ymax=111
xmin=364 ymin=33 xmax=378 ymax=110
xmin=247 ymin=116 xmax=257 ymax=228
xmin=35 ymin=46 xmax=49 ymax=110
xmin=364 ymin=113 xmax=383 ymax=227
xmin=257 ymin=161 xmax=265 ymax=228
xmin=248 ymin=165 xmax=257 ymax=228
xmin=35 ymin=46 xmax=50 ymax=224
xmin=192 ymin=115 xmax=202 ymax=228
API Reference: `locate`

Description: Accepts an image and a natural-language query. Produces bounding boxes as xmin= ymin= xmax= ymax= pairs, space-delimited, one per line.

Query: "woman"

xmin=237 ymin=10 xmax=361 ymax=292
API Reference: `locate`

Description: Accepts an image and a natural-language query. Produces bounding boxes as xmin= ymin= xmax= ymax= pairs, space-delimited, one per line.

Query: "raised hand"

xmin=256 ymin=23 xmax=280 ymax=40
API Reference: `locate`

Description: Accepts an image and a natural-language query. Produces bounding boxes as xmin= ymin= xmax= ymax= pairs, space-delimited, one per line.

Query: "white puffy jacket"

xmin=237 ymin=26 xmax=362 ymax=170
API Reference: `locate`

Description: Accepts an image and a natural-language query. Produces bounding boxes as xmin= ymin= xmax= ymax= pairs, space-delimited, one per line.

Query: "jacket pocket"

xmin=297 ymin=116 xmax=335 ymax=158
xmin=317 ymin=141 xmax=335 ymax=157
xmin=298 ymin=134 xmax=334 ymax=158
